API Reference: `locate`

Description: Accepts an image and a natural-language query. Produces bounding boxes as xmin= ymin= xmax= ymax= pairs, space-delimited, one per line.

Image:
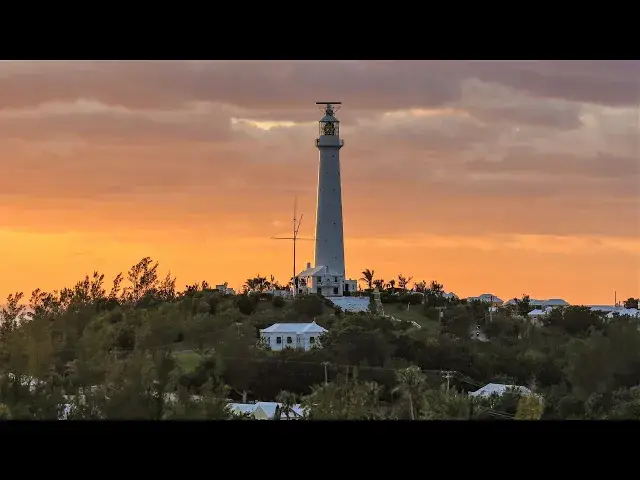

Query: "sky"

xmin=0 ymin=60 xmax=638 ymax=305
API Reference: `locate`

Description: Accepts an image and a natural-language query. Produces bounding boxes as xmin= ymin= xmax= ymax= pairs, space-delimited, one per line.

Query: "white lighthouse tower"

xmin=295 ymin=102 xmax=357 ymax=298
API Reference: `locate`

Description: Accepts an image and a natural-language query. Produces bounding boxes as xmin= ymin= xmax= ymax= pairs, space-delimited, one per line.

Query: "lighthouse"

xmin=315 ymin=102 xmax=346 ymax=276
xmin=295 ymin=103 xmax=357 ymax=298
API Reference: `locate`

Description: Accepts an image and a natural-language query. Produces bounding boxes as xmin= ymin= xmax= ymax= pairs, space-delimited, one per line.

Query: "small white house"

xmin=260 ymin=321 xmax=328 ymax=351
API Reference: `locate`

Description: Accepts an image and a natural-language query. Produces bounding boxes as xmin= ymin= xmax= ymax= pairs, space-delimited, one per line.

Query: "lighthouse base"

xmin=294 ymin=263 xmax=358 ymax=298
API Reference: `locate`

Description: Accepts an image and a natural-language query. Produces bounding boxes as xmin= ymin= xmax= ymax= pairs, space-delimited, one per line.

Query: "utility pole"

xmin=323 ymin=362 xmax=329 ymax=385
xmin=442 ymin=370 xmax=453 ymax=394
xmin=270 ymin=198 xmax=314 ymax=298
xmin=489 ymin=295 xmax=494 ymax=323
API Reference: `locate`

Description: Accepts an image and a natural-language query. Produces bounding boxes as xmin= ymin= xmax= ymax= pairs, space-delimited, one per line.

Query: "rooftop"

xmin=260 ymin=321 xmax=328 ymax=335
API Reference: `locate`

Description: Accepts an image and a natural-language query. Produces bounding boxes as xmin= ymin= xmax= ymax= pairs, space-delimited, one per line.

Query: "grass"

xmin=173 ymin=351 xmax=202 ymax=373
xmin=382 ymin=303 xmax=441 ymax=332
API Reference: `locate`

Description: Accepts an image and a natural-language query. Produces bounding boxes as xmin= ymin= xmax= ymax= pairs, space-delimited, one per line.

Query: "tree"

xmin=373 ymin=279 xmax=385 ymax=290
xmin=276 ymin=390 xmax=299 ymax=419
xmin=514 ymin=294 xmax=533 ymax=316
xmin=515 ymin=395 xmax=544 ymax=420
xmin=124 ymin=257 xmax=160 ymax=303
xmin=414 ymin=281 xmax=427 ymax=294
xmin=623 ymin=298 xmax=639 ymax=309
xmin=393 ymin=366 xmax=426 ymax=420
xmin=237 ymin=295 xmax=257 ymax=315
xmin=360 ymin=269 xmax=375 ymax=291
xmin=397 ymin=274 xmax=413 ymax=292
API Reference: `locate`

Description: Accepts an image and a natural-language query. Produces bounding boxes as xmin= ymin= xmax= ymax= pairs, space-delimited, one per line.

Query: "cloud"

xmin=0 ymin=61 xmax=637 ymax=113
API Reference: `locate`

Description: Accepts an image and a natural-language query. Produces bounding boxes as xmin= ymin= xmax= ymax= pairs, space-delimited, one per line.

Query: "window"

xmin=287 ymin=336 xmax=293 ymax=344
xmin=309 ymin=337 xmax=315 ymax=344
xmin=345 ymin=284 xmax=349 ymax=291
xmin=276 ymin=337 xmax=282 ymax=344
xmin=266 ymin=337 xmax=271 ymax=344
xmin=333 ymin=287 xmax=339 ymax=295
xmin=317 ymin=277 xmax=322 ymax=284
xmin=334 ymin=277 xmax=338 ymax=282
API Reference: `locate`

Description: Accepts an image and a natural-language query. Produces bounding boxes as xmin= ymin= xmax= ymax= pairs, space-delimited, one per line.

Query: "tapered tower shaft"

xmin=314 ymin=102 xmax=345 ymax=276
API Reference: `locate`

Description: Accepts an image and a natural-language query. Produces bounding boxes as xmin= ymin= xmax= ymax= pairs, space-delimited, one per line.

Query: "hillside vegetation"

xmin=1 ymin=257 xmax=639 ymax=420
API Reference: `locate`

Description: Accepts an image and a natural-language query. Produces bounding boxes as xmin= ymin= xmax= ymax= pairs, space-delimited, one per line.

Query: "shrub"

xmin=272 ymin=296 xmax=286 ymax=308
xmin=237 ymin=295 xmax=257 ymax=315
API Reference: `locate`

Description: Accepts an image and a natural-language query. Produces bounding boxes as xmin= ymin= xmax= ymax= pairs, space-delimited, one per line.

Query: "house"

xmin=466 ymin=294 xmax=503 ymax=305
xmin=226 ymin=402 xmax=306 ymax=420
xmin=215 ymin=284 xmax=236 ymax=295
xmin=260 ymin=321 xmax=328 ymax=351
xmin=294 ymin=262 xmax=357 ymax=297
xmin=505 ymin=298 xmax=569 ymax=309
xmin=469 ymin=383 xmax=533 ymax=398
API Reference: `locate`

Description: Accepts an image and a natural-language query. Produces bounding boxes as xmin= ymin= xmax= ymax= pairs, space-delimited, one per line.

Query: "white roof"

xmin=607 ymin=308 xmax=640 ymax=318
xmin=469 ymin=383 xmax=532 ymax=398
xmin=227 ymin=403 xmax=259 ymax=415
xmin=226 ymin=402 xmax=307 ymax=419
xmin=261 ymin=321 xmax=327 ymax=334
xmin=589 ymin=305 xmax=618 ymax=312
xmin=256 ymin=402 xmax=306 ymax=419
xmin=527 ymin=309 xmax=549 ymax=316
xmin=545 ymin=298 xmax=569 ymax=306
xmin=297 ymin=265 xmax=327 ymax=277
xmin=329 ymin=297 xmax=369 ymax=313
xmin=468 ymin=294 xmax=503 ymax=303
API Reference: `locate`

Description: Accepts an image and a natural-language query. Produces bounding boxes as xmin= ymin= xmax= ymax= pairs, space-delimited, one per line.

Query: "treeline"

xmin=1 ymin=257 xmax=640 ymax=420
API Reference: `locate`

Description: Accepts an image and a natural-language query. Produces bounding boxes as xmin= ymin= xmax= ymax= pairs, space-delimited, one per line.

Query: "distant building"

xmin=215 ymin=284 xmax=236 ymax=295
xmin=466 ymin=294 xmax=503 ymax=305
xmin=505 ymin=298 xmax=569 ymax=309
xmin=260 ymin=321 xmax=328 ymax=351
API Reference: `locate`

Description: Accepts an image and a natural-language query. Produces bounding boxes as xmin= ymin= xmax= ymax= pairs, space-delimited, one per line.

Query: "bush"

xmin=293 ymin=295 xmax=324 ymax=318
xmin=272 ymin=296 xmax=286 ymax=308
xmin=237 ymin=295 xmax=257 ymax=315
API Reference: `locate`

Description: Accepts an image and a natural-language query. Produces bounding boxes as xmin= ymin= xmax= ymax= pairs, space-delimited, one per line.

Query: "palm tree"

xmin=373 ymin=279 xmax=385 ymax=290
xmin=393 ymin=366 xmax=426 ymax=420
xmin=360 ymin=269 xmax=375 ymax=290
xmin=386 ymin=279 xmax=396 ymax=292
xmin=276 ymin=390 xmax=299 ymax=420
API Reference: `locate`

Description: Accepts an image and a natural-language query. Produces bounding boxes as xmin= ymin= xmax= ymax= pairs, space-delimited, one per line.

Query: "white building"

xmin=215 ymin=284 xmax=236 ymax=295
xmin=260 ymin=321 xmax=327 ymax=351
xmin=296 ymin=263 xmax=357 ymax=297
xmin=295 ymin=103 xmax=357 ymax=298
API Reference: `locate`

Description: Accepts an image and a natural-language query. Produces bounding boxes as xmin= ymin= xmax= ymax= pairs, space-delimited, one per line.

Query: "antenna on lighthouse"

xmin=271 ymin=197 xmax=314 ymax=297
xmin=316 ymin=102 xmax=342 ymax=115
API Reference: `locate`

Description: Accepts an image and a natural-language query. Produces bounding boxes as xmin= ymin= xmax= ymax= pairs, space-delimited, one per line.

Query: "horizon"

xmin=0 ymin=60 xmax=638 ymax=305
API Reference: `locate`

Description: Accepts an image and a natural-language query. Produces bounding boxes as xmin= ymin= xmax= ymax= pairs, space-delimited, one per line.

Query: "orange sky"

xmin=0 ymin=61 xmax=638 ymax=305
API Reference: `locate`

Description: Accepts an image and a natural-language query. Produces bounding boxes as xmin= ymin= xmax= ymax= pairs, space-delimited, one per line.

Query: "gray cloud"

xmin=0 ymin=61 xmax=637 ymax=114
